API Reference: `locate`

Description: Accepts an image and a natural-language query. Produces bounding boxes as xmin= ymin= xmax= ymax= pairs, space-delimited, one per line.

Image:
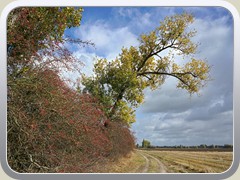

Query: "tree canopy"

xmin=7 ymin=7 xmax=83 ymax=60
xmin=142 ymin=139 xmax=151 ymax=148
xmin=7 ymin=7 xmax=87 ymax=84
xmin=82 ymin=13 xmax=211 ymax=125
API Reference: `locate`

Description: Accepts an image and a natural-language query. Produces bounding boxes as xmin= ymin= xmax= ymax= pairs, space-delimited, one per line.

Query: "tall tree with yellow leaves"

xmin=82 ymin=13 xmax=210 ymax=125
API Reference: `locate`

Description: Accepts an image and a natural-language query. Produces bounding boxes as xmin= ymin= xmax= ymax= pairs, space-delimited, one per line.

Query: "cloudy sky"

xmin=65 ymin=7 xmax=233 ymax=146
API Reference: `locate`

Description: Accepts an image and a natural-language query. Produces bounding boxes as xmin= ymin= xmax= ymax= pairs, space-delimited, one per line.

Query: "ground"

xmin=98 ymin=149 xmax=233 ymax=173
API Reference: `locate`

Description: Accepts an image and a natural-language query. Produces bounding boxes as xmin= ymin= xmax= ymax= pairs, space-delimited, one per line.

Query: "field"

xmin=143 ymin=150 xmax=233 ymax=173
xmin=102 ymin=149 xmax=233 ymax=173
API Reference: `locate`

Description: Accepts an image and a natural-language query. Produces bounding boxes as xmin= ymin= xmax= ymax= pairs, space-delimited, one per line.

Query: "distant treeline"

xmin=137 ymin=144 xmax=233 ymax=152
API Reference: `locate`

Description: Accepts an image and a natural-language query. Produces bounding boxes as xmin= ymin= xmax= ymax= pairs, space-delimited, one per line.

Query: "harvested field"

xmin=141 ymin=150 xmax=233 ymax=173
xmin=98 ymin=149 xmax=233 ymax=173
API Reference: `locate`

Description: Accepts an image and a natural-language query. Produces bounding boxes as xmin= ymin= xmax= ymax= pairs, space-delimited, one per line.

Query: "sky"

xmin=64 ymin=7 xmax=233 ymax=146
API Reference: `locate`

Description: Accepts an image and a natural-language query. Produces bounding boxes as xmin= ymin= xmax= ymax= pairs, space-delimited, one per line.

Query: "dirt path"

xmin=143 ymin=152 xmax=167 ymax=173
xmin=138 ymin=151 xmax=149 ymax=173
xmin=137 ymin=150 xmax=167 ymax=173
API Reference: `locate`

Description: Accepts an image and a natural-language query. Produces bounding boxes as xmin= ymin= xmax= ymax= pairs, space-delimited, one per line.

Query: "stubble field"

xmin=102 ymin=149 xmax=233 ymax=173
xmin=143 ymin=150 xmax=233 ymax=173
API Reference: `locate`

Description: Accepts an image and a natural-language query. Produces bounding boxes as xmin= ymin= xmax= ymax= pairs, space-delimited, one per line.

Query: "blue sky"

xmin=65 ymin=7 xmax=233 ymax=146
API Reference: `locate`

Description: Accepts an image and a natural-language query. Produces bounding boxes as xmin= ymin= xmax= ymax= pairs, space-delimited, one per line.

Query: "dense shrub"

xmin=7 ymin=68 xmax=135 ymax=173
xmin=7 ymin=7 xmax=135 ymax=173
xmin=106 ymin=122 xmax=136 ymax=160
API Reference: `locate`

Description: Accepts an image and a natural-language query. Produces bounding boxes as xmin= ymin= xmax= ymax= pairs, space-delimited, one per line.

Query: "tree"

xmin=82 ymin=13 xmax=210 ymax=124
xmin=142 ymin=139 xmax=151 ymax=148
xmin=7 ymin=7 xmax=90 ymax=85
xmin=7 ymin=7 xmax=83 ymax=61
xmin=200 ymin=144 xmax=207 ymax=148
xmin=224 ymin=144 xmax=233 ymax=148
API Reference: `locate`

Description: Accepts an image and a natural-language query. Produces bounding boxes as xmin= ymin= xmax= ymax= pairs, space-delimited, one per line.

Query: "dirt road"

xmin=102 ymin=149 xmax=232 ymax=173
xmin=136 ymin=150 xmax=167 ymax=173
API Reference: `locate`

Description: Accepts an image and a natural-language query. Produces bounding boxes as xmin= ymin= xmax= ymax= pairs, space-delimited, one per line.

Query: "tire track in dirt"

xmin=144 ymin=153 xmax=167 ymax=173
xmin=137 ymin=150 xmax=167 ymax=173
xmin=138 ymin=151 xmax=149 ymax=173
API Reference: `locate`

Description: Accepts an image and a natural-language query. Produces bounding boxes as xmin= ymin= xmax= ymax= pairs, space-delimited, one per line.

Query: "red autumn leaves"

xmin=7 ymin=7 xmax=135 ymax=173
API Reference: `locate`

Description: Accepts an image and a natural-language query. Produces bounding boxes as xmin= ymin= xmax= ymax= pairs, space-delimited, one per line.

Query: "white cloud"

xmin=70 ymin=21 xmax=140 ymax=77
xmin=74 ymin=21 xmax=139 ymax=60
xmin=132 ymin=12 xmax=233 ymax=146
xmin=117 ymin=8 xmax=139 ymax=18
xmin=132 ymin=110 xmax=233 ymax=146
xmin=72 ymin=52 xmax=99 ymax=76
xmin=66 ymin=7 xmax=233 ymax=146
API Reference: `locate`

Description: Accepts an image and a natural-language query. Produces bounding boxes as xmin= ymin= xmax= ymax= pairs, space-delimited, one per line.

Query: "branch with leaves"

xmin=82 ymin=12 xmax=210 ymax=125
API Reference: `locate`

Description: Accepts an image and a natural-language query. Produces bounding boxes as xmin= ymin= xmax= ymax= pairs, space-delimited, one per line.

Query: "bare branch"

xmin=137 ymin=42 xmax=175 ymax=72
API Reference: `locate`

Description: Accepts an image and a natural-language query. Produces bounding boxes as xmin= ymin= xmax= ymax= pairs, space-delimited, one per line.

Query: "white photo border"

xmin=0 ymin=0 xmax=239 ymax=180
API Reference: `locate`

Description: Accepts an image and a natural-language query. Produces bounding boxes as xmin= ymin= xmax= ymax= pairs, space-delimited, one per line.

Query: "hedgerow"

xmin=8 ymin=68 xmax=135 ymax=173
xmin=7 ymin=7 xmax=135 ymax=173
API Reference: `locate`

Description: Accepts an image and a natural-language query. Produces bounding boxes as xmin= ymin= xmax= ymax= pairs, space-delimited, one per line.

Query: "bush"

xmin=7 ymin=7 xmax=135 ymax=173
xmin=7 ymin=68 xmax=135 ymax=173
